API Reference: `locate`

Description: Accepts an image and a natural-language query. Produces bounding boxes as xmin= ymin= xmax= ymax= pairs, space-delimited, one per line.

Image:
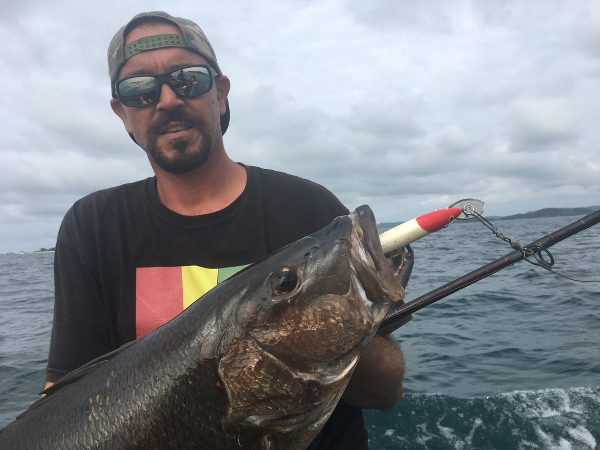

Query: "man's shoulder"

xmin=251 ymin=166 xmax=329 ymax=190
xmin=57 ymin=179 xmax=153 ymax=250
xmin=249 ymin=166 xmax=345 ymax=208
xmin=244 ymin=166 xmax=349 ymax=249
xmin=70 ymin=178 xmax=151 ymax=213
xmin=61 ymin=179 xmax=152 ymax=234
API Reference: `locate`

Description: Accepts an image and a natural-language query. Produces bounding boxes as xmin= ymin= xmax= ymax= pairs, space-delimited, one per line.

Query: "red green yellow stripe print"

xmin=135 ymin=264 xmax=248 ymax=338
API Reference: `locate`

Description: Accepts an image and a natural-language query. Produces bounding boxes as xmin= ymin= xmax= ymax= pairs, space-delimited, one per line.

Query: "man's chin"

xmin=156 ymin=133 xmax=194 ymax=154
xmin=145 ymin=127 xmax=215 ymax=175
xmin=150 ymin=149 xmax=212 ymax=175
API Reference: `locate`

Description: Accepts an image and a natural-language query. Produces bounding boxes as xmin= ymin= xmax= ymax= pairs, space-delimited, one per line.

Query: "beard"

xmin=144 ymin=109 xmax=217 ymax=175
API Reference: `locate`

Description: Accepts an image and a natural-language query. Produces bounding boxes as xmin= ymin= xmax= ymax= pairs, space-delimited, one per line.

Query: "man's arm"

xmin=45 ymin=204 xmax=116 ymax=386
xmin=341 ymin=335 xmax=405 ymax=411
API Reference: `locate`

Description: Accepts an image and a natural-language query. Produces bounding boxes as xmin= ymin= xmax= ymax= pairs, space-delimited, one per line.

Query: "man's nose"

xmin=155 ymin=82 xmax=184 ymax=111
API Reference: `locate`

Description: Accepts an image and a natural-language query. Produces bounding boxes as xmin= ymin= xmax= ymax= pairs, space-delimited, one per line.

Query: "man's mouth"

xmin=161 ymin=124 xmax=193 ymax=135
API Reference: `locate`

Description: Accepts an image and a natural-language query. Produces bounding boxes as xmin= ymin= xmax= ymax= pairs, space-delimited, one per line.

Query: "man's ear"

xmin=110 ymin=98 xmax=133 ymax=134
xmin=216 ymin=76 xmax=230 ymax=116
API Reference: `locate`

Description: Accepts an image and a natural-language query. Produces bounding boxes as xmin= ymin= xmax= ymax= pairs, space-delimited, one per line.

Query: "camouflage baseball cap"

xmin=108 ymin=11 xmax=229 ymax=134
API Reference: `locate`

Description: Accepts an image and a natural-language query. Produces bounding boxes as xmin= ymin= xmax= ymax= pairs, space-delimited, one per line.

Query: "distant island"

xmin=34 ymin=247 xmax=56 ymax=252
xmin=490 ymin=206 xmax=599 ymax=221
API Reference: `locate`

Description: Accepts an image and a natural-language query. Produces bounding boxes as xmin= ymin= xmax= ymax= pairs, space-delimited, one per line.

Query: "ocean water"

xmin=0 ymin=215 xmax=598 ymax=448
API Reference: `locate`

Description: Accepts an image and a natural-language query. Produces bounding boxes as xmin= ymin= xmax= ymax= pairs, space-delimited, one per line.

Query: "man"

xmin=45 ymin=11 xmax=405 ymax=449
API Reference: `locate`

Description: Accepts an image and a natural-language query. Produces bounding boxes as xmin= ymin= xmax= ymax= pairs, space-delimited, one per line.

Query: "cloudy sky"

xmin=1 ymin=0 xmax=599 ymax=253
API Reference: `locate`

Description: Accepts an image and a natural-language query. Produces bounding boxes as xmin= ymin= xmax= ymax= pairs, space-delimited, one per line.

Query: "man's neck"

xmin=150 ymin=147 xmax=247 ymax=216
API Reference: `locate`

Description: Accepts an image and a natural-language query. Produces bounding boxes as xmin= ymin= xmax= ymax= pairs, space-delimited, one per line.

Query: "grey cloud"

xmin=431 ymin=125 xmax=478 ymax=153
xmin=473 ymin=0 xmax=574 ymax=28
xmin=572 ymin=7 xmax=600 ymax=58
xmin=229 ymin=78 xmax=597 ymax=222
xmin=346 ymin=99 xmax=424 ymax=140
xmin=506 ymin=98 xmax=579 ymax=150
xmin=0 ymin=148 xmax=152 ymax=196
xmin=231 ymin=86 xmax=321 ymax=148
xmin=345 ymin=0 xmax=454 ymax=33
xmin=228 ymin=86 xmax=426 ymax=181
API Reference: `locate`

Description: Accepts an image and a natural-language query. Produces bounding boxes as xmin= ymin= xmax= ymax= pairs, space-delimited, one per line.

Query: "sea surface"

xmin=0 ymin=215 xmax=598 ymax=449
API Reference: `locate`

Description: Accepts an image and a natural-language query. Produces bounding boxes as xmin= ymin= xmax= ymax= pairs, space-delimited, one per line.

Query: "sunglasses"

xmin=115 ymin=65 xmax=219 ymax=107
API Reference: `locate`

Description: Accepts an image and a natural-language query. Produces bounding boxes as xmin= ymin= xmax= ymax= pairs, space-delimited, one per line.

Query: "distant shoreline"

xmin=1 ymin=248 xmax=56 ymax=255
xmin=489 ymin=206 xmax=599 ymax=221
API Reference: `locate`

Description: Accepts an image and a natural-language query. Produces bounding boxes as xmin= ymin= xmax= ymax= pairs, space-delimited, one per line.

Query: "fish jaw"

xmin=348 ymin=205 xmax=406 ymax=329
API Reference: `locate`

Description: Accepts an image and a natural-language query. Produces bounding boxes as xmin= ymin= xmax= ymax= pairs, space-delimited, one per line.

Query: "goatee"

xmin=144 ymin=109 xmax=217 ymax=175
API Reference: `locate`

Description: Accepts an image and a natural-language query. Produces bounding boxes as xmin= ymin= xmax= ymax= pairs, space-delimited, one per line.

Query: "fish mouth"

xmin=348 ymin=205 xmax=405 ymax=326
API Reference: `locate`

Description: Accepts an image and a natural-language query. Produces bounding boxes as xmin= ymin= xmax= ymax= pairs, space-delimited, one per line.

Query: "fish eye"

xmin=271 ymin=266 xmax=298 ymax=296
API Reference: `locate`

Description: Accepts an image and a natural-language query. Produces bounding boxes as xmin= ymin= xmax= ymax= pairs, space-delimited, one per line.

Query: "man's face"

xmin=110 ymin=24 xmax=229 ymax=175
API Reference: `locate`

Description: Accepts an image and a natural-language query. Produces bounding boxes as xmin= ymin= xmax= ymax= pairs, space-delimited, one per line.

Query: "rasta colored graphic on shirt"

xmin=135 ymin=265 xmax=248 ymax=338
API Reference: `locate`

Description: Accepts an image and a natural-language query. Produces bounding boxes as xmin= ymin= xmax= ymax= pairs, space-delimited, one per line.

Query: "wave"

xmin=365 ymin=387 xmax=599 ymax=449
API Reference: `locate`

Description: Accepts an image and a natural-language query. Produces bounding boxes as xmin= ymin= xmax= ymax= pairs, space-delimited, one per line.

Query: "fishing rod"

xmin=378 ymin=204 xmax=600 ymax=335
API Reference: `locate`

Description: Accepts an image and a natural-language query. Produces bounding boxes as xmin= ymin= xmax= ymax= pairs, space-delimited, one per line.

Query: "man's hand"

xmin=341 ymin=335 xmax=404 ymax=410
xmin=40 ymin=381 xmax=53 ymax=398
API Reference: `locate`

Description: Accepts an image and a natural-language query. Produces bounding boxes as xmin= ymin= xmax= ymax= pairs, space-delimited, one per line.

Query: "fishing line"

xmin=468 ymin=209 xmax=599 ymax=283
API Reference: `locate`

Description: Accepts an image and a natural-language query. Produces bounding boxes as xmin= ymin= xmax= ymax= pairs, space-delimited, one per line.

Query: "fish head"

xmin=218 ymin=206 xmax=408 ymax=436
xmin=239 ymin=205 xmax=406 ymax=372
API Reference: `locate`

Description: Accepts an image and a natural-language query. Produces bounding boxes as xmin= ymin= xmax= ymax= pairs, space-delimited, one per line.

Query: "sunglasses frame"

xmin=115 ymin=64 xmax=219 ymax=107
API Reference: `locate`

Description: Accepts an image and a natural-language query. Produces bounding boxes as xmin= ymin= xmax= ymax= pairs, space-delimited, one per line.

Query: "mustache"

xmin=146 ymin=109 xmax=206 ymax=138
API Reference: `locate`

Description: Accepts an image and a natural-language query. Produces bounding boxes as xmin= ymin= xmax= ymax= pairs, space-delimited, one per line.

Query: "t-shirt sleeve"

xmin=45 ymin=207 xmax=113 ymax=383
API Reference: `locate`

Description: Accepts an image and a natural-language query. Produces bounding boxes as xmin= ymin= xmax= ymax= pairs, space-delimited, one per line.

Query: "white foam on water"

xmin=498 ymin=387 xmax=599 ymax=450
xmin=567 ymin=425 xmax=597 ymax=449
xmin=502 ymin=388 xmax=584 ymax=418
xmin=464 ymin=418 xmax=482 ymax=446
xmin=436 ymin=423 xmax=463 ymax=449
xmin=535 ymin=425 xmax=573 ymax=450
xmin=414 ymin=423 xmax=434 ymax=445
xmin=434 ymin=418 xmax=483 ymax=450
xmin=436 ymin=415 xmax=473 ymax=450
xmin=384 ymin=429 xmax=395 ymax=437
xmin=368 ymin=388 xmax=599 ymax=449
xmin=518 ymin=439 xmax=541 ymax=449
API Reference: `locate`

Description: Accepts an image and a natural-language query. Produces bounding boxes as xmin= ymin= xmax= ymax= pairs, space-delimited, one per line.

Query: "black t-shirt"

xmin=46 ymin=165 xmax=369 ymax=449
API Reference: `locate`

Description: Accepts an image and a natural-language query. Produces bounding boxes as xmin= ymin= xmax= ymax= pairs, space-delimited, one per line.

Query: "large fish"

xmin=0 ymin=206 xmax=410 ymax=449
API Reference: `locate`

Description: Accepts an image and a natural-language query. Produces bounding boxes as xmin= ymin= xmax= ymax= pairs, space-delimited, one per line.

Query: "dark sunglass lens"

xmin=118 ymin=76 xmax=158 ymax=106
xmin=169 ymin=67 xmax=212 ymax=98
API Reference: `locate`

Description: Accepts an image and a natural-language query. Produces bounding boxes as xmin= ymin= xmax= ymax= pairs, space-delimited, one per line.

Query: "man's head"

xmin=108 ymin=12 xmax=230 ymax=175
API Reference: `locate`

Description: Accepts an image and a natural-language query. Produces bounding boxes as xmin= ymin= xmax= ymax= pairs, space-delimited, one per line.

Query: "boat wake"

xmin=365 ymin=386 xmax=599 ymax=449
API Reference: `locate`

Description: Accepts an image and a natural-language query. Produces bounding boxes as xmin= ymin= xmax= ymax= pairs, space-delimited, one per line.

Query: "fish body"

xmin=0 ymin=206 xmax=408 ymax=449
